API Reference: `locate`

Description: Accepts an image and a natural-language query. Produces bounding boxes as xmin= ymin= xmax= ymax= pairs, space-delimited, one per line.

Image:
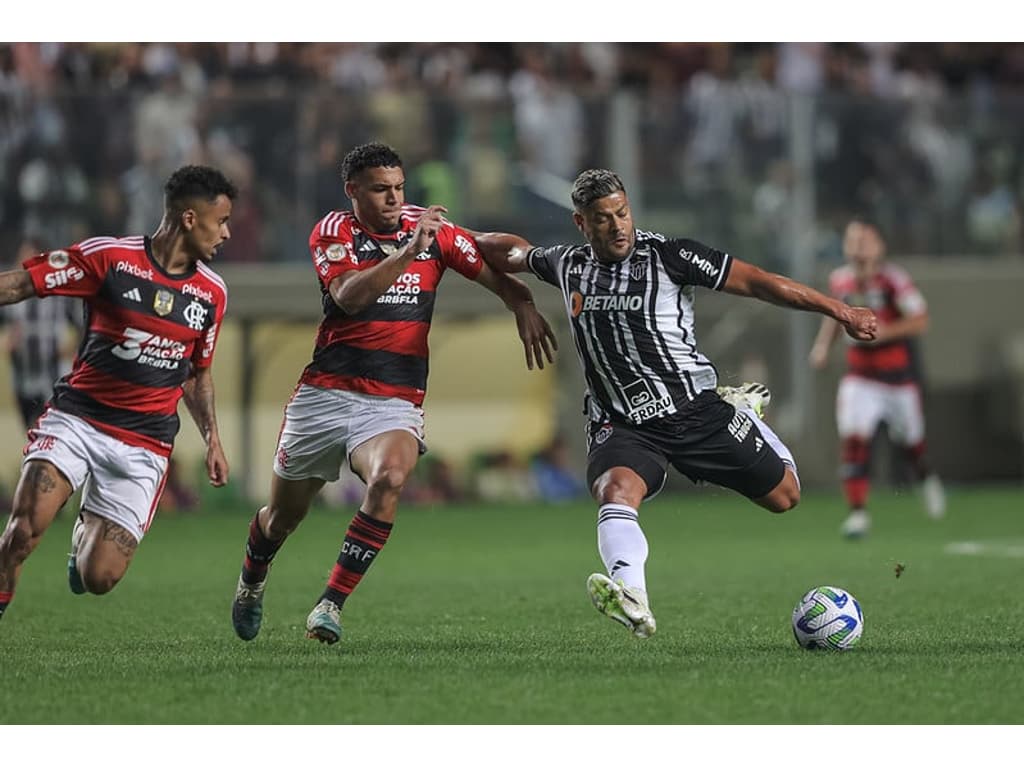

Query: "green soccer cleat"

xmin=586 ymin=573 xmax=657 ymax=639
xmin=716 ymin=382 xmax=772 ymax=418
xmin=231 ymin=575 xmax=268 ymax=641
xmin=67 ymin=516 xmax=86 ymax=595
xmin=305 ymin=598 xmax=343 ymax=645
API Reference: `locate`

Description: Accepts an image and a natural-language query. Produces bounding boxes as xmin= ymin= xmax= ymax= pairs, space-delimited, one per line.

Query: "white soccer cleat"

xmin=586 ymin=573 xmax=657 ymax=639
xmin=840 ymin=509 xmax=871 ymax=539
xmin=305 ymin=598 xmax=343 ymax=645
xmin=922 ymin=474 xmax=946 ymax=519
xmin=716 ymin=382 xmax=772 ymax=418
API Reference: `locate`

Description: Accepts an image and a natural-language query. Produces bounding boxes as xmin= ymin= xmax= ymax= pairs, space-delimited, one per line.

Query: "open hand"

xmin=514 ymin=302 xmax=558 ymax=370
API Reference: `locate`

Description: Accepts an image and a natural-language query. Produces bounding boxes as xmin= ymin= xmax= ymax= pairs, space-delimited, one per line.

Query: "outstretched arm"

xmin=474 ymin=263 xmax=557 ymax=370
xmin=468 ymin=230 xmax=534 ymax=274
xmin=0 ymin=270 xmax=36 ymax=306
xmin=330 ymin=205 xmax=446 ymax=315
xmin=182 ymin=366 xmax=228 ymax=487
xmin=724 ymin=259 xmax=878 ymax=341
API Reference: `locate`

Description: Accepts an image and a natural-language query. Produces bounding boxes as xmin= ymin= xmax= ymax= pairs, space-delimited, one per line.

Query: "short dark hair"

xmin=571 ymin=169 xmax=625 ymax=211
xmin=341 ymin=142 xmax=403 ymax=182
xmin=164 ymin=165 xmax=237 ymax=212
xmin=847 ymin=213 xmax=887 ymax=242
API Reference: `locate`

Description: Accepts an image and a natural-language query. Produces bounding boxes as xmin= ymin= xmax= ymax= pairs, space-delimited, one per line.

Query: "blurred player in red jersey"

xmin=0 ymin=166 xmax=235 ymax=622
xmin=810 ymin=217 xmax=946 ymax=538
xmin=230 ymin=142 xmax=557 ymax=644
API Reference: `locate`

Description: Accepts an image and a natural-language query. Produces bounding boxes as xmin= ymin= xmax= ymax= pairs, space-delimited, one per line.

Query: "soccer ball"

xmin=791 ymin=586 xmax=863 ymax=650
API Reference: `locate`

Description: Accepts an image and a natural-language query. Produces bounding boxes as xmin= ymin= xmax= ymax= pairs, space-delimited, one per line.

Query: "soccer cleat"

xmin=716 ymin=382 xmax=772 ymax=418
xmin=840 ymin=509 xmax=871 ymax=539
xmin=586 ymin=573 xmax=657 ymax=639
xmin=305 ymin=598 xmax=343 ymax=644
xmin=922 ymin=474 xmax=946 ymax=519
xmin=67 ymin=515 xmax=86 ymax=595
xmin=231 ymin=575 xmax=268 ymax=641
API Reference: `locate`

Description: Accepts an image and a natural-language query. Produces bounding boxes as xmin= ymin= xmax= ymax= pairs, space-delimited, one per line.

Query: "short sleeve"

xmin=659 ymin=238 xmax=732 ymax=290
xmin=437 ymin=222 xmax=485 ymax=280
xmin=526 ymin=246 xmax=565 ymax=288
xmin=23 ymin=245 xmax=105 ymax=298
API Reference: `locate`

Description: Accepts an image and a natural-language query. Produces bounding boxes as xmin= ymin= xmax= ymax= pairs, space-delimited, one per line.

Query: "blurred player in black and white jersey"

xmin=0 ymin=166 xmax=235 ymax=623
xmin=230 ymin=142 xmax=556 ymax=645
xmin=810 ymin=217 xmax=945 ymax=538
xmin=1 ymin=237 xmax=83 ymax=431
xmin=477 ymin=169 xmax=877 ymax=638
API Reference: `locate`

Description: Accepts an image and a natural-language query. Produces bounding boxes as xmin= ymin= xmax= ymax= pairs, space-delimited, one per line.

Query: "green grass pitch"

xmin=1 ymin=486 xmax=1022 ymax=724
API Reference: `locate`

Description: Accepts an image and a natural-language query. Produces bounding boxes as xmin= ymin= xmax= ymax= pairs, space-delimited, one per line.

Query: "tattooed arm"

xmin=0 ymin=270 xmax=36 ymax=306
xmin=182 ymin=366 xmax=229 ymax=486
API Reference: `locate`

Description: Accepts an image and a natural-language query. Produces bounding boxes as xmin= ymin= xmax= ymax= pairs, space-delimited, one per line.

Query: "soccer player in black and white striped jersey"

xmin=475 ymin=169 xmax=878 ymax=638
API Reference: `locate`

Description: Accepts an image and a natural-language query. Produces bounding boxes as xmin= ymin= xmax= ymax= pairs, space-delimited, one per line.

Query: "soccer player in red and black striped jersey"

xmin=810 ymin=217 xmax=946 ymax=538
xmin=230 ymin=142 xmax=557 ymax=644
xmin=0 ymin=165 xmax=235 ymax=623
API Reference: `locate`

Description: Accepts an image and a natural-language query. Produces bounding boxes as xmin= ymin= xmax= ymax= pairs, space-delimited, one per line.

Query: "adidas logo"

xmin=122 ymin=287 xmax=142 ymax=302
xmin=754 ymin=437 xmax=764 ymax=452
xmin=359 ymin=241 xmax=376 ymax=252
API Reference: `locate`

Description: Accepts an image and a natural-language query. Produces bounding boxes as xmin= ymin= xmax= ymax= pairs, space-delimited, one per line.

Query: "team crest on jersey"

xmin=153 ymin=289 xmax=174 ymax=316
xmin=379 ymin=242 xmax=399 ymax=256
xmin=593 ymin=423 xmax=613 ymax=446
xmin=47 ymin=250 xmax=69 ymax=268
xmin=183 ymin=299 xmax=208 ymax=331
xmin=629 ymin=260 xmax=647 ymax=280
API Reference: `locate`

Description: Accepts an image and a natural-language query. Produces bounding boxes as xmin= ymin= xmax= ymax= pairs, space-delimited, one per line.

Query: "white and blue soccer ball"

xmin=791 ymin=586 xmax=863 ymax=650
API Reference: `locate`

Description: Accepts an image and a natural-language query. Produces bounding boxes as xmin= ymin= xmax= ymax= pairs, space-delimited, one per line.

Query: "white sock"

xmin=597 ymin=503 xmax=648 ymax=592
xmin=743 ymin=408 xmax=801 ymax=489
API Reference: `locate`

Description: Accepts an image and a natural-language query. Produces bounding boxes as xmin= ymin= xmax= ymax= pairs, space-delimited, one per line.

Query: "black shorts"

xmin=586 ymin=390 xmax=786 ymax=500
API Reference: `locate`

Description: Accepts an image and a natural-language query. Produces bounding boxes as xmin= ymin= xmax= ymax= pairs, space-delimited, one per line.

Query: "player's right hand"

xmin=841 ymin=306 xmax=878 ymax=342
xmin=409 ymin=205 xmax=447 ymax=257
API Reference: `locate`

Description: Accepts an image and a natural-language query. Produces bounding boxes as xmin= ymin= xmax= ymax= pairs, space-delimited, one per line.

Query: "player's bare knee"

xmin=367 ymin=465 xmax=409 ymax=497
xmin=263 ymin=504 xmax=301 ymax=539
xmin=592 ymin=476 xmax=644 ymax=507
xmin=81 ymin=570 xmax=121 ymax=595
xmin=79 ymin=557 xmax=127 ymax=595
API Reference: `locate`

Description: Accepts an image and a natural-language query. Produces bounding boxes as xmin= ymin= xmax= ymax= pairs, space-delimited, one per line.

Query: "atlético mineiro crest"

xmin=153 ymin=289 xmax=174 ymax=316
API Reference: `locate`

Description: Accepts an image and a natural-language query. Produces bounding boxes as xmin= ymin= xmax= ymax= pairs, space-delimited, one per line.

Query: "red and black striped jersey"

xmin=23 ymin=236 xmax=228 ymax=456
xmin=300 ymin=204 xmax=484 ymax=406
xmin=828 ymin=262 xmax=926 ymax=384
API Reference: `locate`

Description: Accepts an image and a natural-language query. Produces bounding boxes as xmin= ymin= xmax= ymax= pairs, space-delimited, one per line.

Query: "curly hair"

xmin=341 ymin=142 xmax=404 ymax=181
xmin=164 ymin=165 xmax=237 ymax=211
xmin=570 ymin=169 xmax=626 ymax=211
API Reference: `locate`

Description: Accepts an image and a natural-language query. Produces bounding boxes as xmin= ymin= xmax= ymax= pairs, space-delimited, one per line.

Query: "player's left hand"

xmin=514 ymin=301 xmax=558 ymax=370
xmin=206 ymin=441 xmax=230 ymax=487
xmin=841 ymin=306 xmax=878 ymax=342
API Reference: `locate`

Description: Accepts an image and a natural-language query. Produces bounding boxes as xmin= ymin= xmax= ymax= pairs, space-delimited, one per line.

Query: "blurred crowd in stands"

xmin=3 ymin=42 xmax=1024 ymax=265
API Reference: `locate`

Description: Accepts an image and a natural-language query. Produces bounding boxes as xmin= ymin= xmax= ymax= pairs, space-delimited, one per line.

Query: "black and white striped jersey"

xmin=527 ymin=229 xmax=733 ymax=425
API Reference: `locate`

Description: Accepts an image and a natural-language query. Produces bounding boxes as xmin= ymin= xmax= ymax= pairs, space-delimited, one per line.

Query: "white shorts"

xmin=23 ymin=409 xmax=169 ymax=542
xmin=273 ymin=385 xmax=427 ymax=482
xmin=836 ymin=375 xmax=926 ymax=446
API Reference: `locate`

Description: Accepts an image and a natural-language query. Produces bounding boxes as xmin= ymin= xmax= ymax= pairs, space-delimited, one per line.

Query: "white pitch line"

xmin=945 ymin=540 xmax=1024 ymax=558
